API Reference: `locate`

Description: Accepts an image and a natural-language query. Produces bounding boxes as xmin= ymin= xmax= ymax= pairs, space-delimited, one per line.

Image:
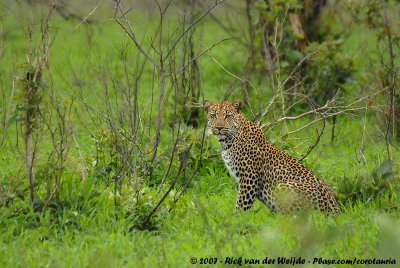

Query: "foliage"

xmin=304 ymin=41 xmax=354 ymax=105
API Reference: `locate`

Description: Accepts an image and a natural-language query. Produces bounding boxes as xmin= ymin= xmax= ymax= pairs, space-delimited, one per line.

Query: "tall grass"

xmin=0 ymin=1 xmax=399 ymax=267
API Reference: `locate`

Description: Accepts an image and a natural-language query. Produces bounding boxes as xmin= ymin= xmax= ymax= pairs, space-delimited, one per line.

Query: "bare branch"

xmin=142 ymin=143 xmax=192 ymax=229
xmin=299 ymin=113 xmax=326 ymax=161
xmin=114 ymin=1 xmax=160 ymax=68
xmin=261 ymin=87 xmax=389 ymax=131
xmin=75 ymin=0 xmax=103 ymax=29
xmin=168 ymin=38 xmax=231 ymax=76
xmin=163 ymin=0 xmax=226 ymax=61
xmin=256 ymin=50 xmax=319 ymax=120
xmin=262 ymin=97 xmax=338 ymax=129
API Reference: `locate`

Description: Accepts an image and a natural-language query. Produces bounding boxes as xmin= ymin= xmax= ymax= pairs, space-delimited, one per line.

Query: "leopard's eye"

xmin=209 ymin=111 xmax=216 ymax=118
xmin=226 ymin=112 xmax=233 ymax=117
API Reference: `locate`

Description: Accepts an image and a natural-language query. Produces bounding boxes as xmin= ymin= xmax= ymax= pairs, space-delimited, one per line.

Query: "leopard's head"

xmin=204 ymin=100 xmax=242 ymax=139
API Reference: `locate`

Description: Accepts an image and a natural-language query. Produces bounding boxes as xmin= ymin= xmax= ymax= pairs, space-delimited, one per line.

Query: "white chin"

xmin=216 ymin=134 xmax=226 ymax=139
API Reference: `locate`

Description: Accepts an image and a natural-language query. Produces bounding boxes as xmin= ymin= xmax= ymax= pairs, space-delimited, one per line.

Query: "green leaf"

xmin=250 ymin=9 xmax=260 ymax=25
xmin=377 ymin=159 xmax=394 ymax=179
xmin=7 ymin=114 xmax=24 ymax=126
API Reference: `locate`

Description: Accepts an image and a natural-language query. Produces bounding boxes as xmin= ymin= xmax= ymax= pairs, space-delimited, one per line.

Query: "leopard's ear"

xmin=204 ymin=100 xmax=212 ymax=112
xmin=233 ymin=99 xmax=242 ymax=112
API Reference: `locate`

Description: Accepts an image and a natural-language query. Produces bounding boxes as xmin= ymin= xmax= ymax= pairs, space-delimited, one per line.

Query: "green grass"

xmin=1 ymin=2 xmax=400 ymax=268
xmin=1 ymin=117 xmax=399 ymax=267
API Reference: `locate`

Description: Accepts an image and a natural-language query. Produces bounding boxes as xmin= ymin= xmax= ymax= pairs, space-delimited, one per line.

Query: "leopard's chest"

xmin=221 ymin=148 xmax=240 ymax=183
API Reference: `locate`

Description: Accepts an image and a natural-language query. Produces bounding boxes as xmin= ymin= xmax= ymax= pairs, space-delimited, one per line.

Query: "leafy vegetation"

xmin=0 ymin=0 xmax=399 ymax=267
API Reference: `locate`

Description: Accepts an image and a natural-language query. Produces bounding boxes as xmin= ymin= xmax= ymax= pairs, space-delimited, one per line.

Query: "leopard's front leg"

xmin=235 ymin=177 xmax=258 ymax=211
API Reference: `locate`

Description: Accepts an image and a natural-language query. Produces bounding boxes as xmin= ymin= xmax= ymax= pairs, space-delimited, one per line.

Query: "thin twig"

xmin=163 ymin=0 xmax=226 ymax=61
xmin=75 ymin=0 xmax=103 ymax=29
xmin=168 ymin=38 xmax=232 ymax=76
xmin=142 ymin=144 xmax=192 ymax=229
xmin=299 ymin=113 xmax=326 ymax=161
xmin=114 ymin=1 xmax=160 ymax=68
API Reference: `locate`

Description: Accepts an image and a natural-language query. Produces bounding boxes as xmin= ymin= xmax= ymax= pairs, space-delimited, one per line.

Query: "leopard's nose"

xmin=215 ymin=126 xmax=223 ymax=131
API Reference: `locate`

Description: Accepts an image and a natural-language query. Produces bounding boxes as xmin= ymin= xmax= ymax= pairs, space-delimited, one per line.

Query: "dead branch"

xmin=261 ymin=87 xmax=389 ymax=133
xmin=299 ymin=112 xmax=326 ymax=161
xmin=168 ymin=38 xmax=232 ymax=76
xmin=75 ymin=0 xmax=103 ymax=29
xmin=163 ymin=0 xmax=226 ymax=61
xmin=261 ymin=96 xmax=338 ymax=129
xmin=26 ymin=0 xmax=95 ymax=24
xmin=173 ymin=123 xmax=208 ymax=205
xmin=114 ymin=1 xmax=160 ymax=68
xmin=63 ymin=92 xmax=145 ymax=154
xmin=255 ymin=50 xmax=319 ymax=121
xmin=196 ymin=0 xmax=247 ymax=47
xmin=142 ymin=143 xmax=192 ymax=229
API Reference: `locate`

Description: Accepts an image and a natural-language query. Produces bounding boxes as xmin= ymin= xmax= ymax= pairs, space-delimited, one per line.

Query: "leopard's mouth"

xmin=212 ymin=128 xmax=230 ymax=141
xmin=212 ymin=128 xmax=228 ymax=135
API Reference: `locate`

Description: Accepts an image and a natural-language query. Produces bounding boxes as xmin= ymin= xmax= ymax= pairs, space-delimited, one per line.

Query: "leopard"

xmin=204 ymin=99 xmax=340 ymax=215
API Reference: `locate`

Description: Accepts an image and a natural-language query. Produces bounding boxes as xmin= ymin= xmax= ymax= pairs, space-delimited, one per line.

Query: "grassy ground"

xmin=1 ymin=125 xmax=399 ymax=267
xmin=1 ymin=2 xmax=400 ymax=268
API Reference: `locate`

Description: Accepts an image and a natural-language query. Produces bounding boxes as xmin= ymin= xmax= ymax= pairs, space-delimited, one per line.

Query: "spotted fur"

xmin=204 ymin=100 xmax=340 ymax=215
